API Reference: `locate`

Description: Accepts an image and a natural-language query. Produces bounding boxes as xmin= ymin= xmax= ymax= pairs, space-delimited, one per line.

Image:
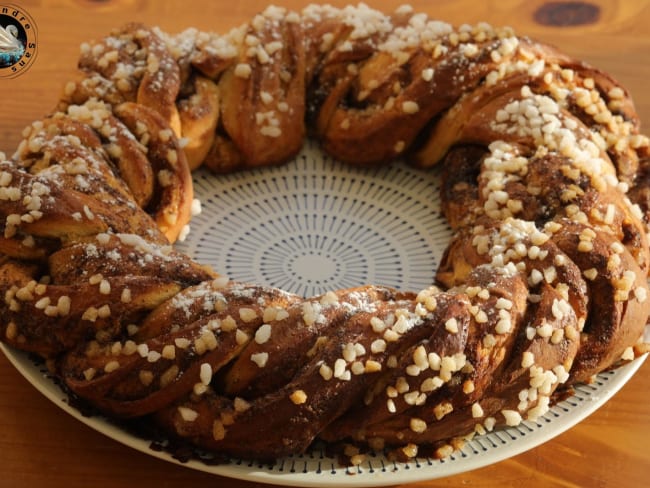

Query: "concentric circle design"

xmin=177 ymin=139 xmax=451 ymax=296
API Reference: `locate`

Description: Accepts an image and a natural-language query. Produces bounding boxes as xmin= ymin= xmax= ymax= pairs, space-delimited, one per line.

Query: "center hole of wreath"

xmin=181 ymin=142 xmax=450 ymax=297
xmin=290 ymin=251 xmax=338 ymax=283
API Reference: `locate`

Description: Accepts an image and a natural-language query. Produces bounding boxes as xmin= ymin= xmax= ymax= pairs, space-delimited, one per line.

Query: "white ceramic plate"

xmin=2 ymin=139 xmax=647 ymax=487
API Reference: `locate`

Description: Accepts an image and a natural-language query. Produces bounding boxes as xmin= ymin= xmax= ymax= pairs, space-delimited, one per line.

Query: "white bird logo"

xmin=0 ymin=23 xmax=23 ymax=53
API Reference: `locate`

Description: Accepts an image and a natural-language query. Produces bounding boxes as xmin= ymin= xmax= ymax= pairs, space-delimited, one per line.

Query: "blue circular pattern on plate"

xmin=178 ymin=139 xmax=452 ymax=297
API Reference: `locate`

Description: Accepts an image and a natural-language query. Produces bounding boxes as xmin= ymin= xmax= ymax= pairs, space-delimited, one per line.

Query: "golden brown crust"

xmin=61 ymin=23 xmax=182 ymax=136
xmin=214 ymin=14 xmax=307 ymax=170
xmin=112 ymin=102 xmax=194 ymax=242
xmin=177 ymin=76 xmax=220 ymax=170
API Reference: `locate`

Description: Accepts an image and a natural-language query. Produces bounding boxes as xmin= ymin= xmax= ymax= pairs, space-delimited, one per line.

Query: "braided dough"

xmin=2 ymin=4 xmax=650 ymax=463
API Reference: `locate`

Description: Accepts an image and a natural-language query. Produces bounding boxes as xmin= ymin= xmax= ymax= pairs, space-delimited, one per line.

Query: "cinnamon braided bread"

xmin=1 ymin=3 xmax=650 ymax=464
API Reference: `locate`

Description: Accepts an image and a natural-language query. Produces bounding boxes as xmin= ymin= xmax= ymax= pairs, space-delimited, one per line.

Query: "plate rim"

xmin=1 ymin=342 xmax=645 ymax=488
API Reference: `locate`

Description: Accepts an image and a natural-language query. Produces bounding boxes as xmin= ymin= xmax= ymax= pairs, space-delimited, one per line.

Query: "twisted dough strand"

xmin=1 ymin=3 xmax=650 ymax=463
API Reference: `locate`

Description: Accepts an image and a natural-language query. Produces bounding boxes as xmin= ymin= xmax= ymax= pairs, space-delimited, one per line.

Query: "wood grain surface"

xmin=1 ymin=1 xmax=649 ymax=487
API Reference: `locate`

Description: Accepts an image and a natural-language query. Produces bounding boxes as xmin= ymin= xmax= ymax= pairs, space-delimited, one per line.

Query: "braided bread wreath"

xmin=1 ymin=2 xmax=650 ymax=471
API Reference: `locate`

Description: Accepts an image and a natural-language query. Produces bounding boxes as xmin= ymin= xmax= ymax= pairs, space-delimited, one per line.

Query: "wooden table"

xmin=1 ymin=0 xmax=649 ymax=486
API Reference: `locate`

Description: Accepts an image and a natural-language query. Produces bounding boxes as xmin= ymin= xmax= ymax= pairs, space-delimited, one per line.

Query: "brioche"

xmin=1 ymin=3 xmax=649 ymax=464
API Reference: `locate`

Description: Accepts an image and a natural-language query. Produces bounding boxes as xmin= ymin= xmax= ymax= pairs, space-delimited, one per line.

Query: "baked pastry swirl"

xmin=1 ymin=3 xmax=650 ymax=463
